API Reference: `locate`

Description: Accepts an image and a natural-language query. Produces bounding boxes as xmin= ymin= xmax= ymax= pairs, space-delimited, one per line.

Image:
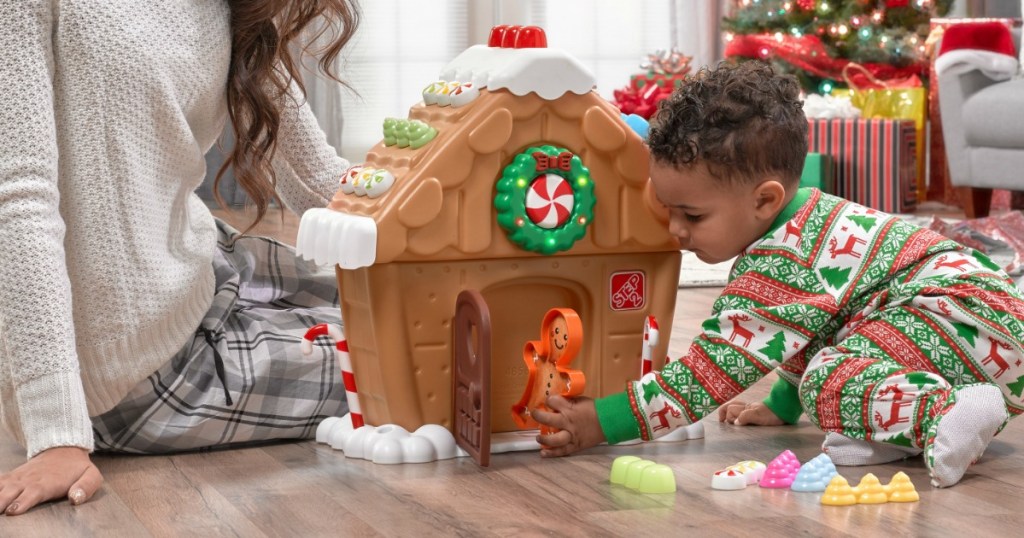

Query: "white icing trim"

xmin=438 ymin=45 xmax=596 ymax=100
xmin=296 ymin=208 xmax=377 ymax=269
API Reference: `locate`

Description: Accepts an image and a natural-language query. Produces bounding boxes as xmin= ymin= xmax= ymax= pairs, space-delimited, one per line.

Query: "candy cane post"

xmin=641 ymin=315 xmax=659 ymax=377
xmin=301 ymin=323 xmax=364 ymax=429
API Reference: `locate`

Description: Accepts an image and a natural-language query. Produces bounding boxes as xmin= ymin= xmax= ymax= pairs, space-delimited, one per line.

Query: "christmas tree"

xmin=722 ymin=0 xmax=953 ymax=93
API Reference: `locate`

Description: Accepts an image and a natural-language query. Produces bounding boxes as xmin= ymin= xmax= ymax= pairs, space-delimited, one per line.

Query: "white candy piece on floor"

xmin=711 ymin=468 xmax=747 ymax=490
xmin=727 ymin=460 xmax=767 ymax=485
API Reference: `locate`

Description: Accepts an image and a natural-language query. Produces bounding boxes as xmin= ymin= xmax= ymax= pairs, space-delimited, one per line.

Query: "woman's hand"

xmin=532 ymin=395 xmax=606 ymax=457
xmin=0 ymin=446 xmax=103 ymax=515
xmin=717 ymin=400 xmax=785 ymax=426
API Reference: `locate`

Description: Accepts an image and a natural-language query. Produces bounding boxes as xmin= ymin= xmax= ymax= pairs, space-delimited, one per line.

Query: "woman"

xmin=0 ymin=0 xmax=359 ymax=515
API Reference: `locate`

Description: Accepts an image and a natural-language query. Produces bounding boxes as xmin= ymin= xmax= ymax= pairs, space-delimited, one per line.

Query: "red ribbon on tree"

xmin=724 ymin=33 xmax=925 ymax=85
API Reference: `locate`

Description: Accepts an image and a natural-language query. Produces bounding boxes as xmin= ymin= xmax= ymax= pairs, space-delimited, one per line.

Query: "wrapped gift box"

xmin=807 ymin=118 xmax=917 ymax=213
xmin=800 ymin=153 xmax=834 ymax=193
xmin=629 ymin=73 xmax=686 ymax=92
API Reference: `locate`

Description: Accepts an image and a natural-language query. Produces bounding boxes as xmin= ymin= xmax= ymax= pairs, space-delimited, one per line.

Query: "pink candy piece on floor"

xmin=759 ymin=449 xmax=802 ymax=489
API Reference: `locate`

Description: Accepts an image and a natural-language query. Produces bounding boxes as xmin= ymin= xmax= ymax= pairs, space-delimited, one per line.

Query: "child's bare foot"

xmin=821 ymin=432 xmax=921 ymax=466
xmin=925 ymin=384 xmax=1007 ymax=488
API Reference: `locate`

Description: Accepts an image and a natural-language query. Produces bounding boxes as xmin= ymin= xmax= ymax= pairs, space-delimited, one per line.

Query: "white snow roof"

xmin=438 ymin=45 xmax=596 ymax=101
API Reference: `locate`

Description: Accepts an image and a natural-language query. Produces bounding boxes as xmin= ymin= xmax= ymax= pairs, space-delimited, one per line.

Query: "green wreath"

xmin=494 ymin=145 xmax=596 ymax=255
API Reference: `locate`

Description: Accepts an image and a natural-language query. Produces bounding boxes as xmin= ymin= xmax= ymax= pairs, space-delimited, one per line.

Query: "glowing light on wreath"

xmin=494 ymin=145 xmax=595 ymax=255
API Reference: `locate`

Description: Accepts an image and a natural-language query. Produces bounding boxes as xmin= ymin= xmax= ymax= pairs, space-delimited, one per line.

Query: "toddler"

xmin=533 ymin=61 xmax=1021 ymax=488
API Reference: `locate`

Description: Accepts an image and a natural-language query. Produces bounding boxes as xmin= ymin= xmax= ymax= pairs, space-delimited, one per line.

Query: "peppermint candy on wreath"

xmin=525 ymin=174 xmax=574 ymax=229
xmin=494 ymin=145 xmax=596 ymax=255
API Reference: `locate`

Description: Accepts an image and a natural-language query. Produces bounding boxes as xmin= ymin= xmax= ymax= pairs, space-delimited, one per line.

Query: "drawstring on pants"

xmin=199 ymin=328 xmax=234 ymax=406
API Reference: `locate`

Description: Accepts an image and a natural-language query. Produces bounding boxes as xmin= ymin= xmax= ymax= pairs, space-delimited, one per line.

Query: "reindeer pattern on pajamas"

xmin=612 ymin=189 xmax=1024 ymax=449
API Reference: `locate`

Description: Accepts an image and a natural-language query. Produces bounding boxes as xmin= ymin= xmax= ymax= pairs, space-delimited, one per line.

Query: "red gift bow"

xmin=612 ymin=83 xmax=670 ymax=119
xmin=533 ymin=151 xmax=573 ymax=172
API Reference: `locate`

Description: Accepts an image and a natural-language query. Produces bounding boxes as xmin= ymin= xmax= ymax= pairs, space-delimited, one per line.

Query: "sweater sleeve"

xmin=595 ymin=264 xmax=838 ymax=443
xmin=761 ymin=373 xmax=803 ymax=425
xmin=271 ymin=79 xmax=350 ymax=215
xmin=0 ymin=1 xmax=94 ymax=457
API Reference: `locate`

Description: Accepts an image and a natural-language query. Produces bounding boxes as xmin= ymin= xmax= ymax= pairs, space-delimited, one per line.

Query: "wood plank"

xmin=3 ymin=211 xmax=1022 ymax=535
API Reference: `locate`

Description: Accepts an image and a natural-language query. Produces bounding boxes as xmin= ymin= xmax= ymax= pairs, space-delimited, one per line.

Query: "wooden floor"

xmin=3 ymin=207 xmax=1022 ymax=536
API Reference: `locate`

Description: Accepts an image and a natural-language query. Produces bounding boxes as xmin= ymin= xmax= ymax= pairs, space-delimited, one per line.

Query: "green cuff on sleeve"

xmin=595 ymin=391 xmax=641 ymax=445
xmin=761 ymin=375 xmax=803 ymax=425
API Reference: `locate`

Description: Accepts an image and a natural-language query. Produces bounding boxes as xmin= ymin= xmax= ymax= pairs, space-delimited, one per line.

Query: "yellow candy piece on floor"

xmin=821 ymin=475 xmax=858 ymax=506
xmin=885 ymin=471 xmax=920 ymax=503
xmin=854 ymin=473 xmax=889 ymax=504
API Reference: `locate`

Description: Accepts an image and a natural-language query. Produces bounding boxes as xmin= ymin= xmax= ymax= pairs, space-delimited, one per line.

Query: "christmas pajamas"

xmin=596 ymin=189 xmax=1024 ymax=450
xmin=91 ymin=220 xmax=347 ymax=453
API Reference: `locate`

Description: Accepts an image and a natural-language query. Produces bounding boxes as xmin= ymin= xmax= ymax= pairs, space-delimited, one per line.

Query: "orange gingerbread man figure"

xmin=511 ymin=308 xmax=586 ymax=435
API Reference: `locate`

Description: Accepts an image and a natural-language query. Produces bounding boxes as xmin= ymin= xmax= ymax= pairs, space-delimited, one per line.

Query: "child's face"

xmin=650 ymin=159 xmax=780 ymax=264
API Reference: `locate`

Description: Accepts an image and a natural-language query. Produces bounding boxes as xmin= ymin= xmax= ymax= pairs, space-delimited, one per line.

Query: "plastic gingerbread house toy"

xmin=297 ymin=25 xmax=681 ymax=460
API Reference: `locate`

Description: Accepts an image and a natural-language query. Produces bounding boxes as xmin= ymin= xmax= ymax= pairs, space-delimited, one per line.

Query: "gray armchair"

xmin=937 ymin=26 xmax=1023 ymax=218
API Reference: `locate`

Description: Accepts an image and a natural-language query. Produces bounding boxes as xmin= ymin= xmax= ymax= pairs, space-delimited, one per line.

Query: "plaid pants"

xmin=92 ymin=219 xmax=347 ymax=453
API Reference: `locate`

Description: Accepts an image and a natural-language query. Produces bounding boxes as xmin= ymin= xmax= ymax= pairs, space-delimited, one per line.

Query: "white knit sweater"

xmin=0 ymin=1 xmax=348 ymax=458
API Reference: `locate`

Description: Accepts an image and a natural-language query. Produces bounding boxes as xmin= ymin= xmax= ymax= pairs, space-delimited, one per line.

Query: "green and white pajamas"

xmin=596 ymin=188 xmax=1024 ymax=452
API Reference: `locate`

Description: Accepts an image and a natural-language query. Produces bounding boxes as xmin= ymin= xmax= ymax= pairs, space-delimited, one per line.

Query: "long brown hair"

xmin=217 ymin=0 xmax=360 ymax=231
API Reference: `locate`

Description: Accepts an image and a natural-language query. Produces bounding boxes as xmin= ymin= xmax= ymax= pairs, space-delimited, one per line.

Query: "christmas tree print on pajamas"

xmin=619 ymin=189 xmax=1022 ymax=455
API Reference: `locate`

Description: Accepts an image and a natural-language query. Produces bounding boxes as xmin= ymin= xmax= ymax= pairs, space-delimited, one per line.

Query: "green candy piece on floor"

xmin=610 ymin=455 xmax=642 ymax=484
xmin=624 ymin=459 xmax=656 ymax=489
xmin=637 ymin=464 xmax=677 ymax=494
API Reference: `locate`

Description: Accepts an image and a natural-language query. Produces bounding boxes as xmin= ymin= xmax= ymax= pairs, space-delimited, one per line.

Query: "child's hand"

xmin=717 ymin=400 xmax=785 ymax=426
xmin=0 ymin=446 xmax=103 ymax=515
xmin=531 ymin=395 xmax=606 ymax=457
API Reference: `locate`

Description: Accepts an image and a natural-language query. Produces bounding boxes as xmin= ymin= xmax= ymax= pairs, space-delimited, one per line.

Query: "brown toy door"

xmin=453 ymin=289 xmax=492 ymax=466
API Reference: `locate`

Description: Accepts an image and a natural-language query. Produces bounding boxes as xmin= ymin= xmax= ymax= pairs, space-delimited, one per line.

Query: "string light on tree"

xmin=722 ymin=0 xmax=952 ymax=92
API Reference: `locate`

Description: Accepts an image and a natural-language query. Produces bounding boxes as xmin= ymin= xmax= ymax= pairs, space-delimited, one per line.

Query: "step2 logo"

xmin=610 ymin=271 xmax=645 ymax=311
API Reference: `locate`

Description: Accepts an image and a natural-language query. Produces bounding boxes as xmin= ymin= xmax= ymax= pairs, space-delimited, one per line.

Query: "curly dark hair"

xmin=647 ymin=61 xmax=807 ymax=186
xmin=218 ymin=1 xmax=360 ymax=232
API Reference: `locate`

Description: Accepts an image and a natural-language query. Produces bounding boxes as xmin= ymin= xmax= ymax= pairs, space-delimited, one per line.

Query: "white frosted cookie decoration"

xmin=340 ymin=165 xmax=363 ymax=194
xmin=363 ymin=169 xmax=396 ymax=198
